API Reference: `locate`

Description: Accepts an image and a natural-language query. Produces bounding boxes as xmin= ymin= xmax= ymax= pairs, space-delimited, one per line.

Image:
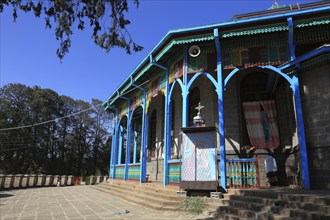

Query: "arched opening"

xmin=170 ymin=81 xmax=183 ymax=158
xmin=119 ymin=116 xmax=128 ymax=165
xmin=146 ymin=92 xmax=165 ymax=182
xmin=148 ymin=109 xmax=157 ymax=157
xmin=224 ymin=67 xmax=298 ymax=187
xmin=188 ymin=74 xmax=218 ymax=127
xmin=188 ymin=87 xmax=200 ymax=126
xmin=131 ymin=106 xmax=143 ymax=163
xmin=147 ymin=92 xmax=165 ymax=159
xmin=240 ymin=71 xmax=275 ymax=148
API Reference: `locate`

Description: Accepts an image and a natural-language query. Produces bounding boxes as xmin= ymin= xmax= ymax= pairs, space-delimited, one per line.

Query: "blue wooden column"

xmin=109 ymin=117 xmax=117 ymax=178
xmin=133 ymin=131 xmax=137 ymax=164
xmin=124 ymin=100 xmax=132 ymax=181
xmin=141 ymin=113 xmax=148 ymax=182
xmin=139 ymin=95 xmax=147 ymax=183
xmin=109 ymin=116 xmax=117 ymax=178
xmin=168 ymin=100 xmax=173 ymax=157
xmin=106 ymin=105 xmax=119 ymax=179
xmin=112 ymin=120 xmax=120 ymax=179
xmin=292 ymin=73 xmax=310 ymax=189
xmin=287 ymin=16 xmax=309 ymax=189
xmin=131 ymin=78 xmax=147 ymax=183
xmin=287 ymin=17 xmax=296 ymax=61
xmin=214 ymin=28 xmax=226 ymax=190
xmin=149 ymin=55 xmax=171 ymax=187
xmin=124 ymin=118 xmax=132 ymax=180
xmin=163 ymin=68 xmax=171 ymax=187
xmin=118 ymin=125 xmax=123 ymax=165
xmin=182 ymin=47 xmax=189 ymax=128
xmin=182 ymin=91 xmax=189 ymax=127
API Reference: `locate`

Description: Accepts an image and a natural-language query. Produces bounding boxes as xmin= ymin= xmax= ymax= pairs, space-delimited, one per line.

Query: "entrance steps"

xmin=92 ymin=179 xmax=183 ymax=211
xmin=210 ymin=188 xmax=330 ymax=219
xmin=92 ymin=181 xmax=330 ymax=219
xmin=92 ymin=179 xmax=231 ymax=213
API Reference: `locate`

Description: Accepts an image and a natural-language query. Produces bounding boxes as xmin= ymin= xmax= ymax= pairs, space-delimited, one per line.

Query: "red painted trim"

xmin=128 ymin=164 xmax=141 ymax=167
xmin=168 ymin=182 xmax=180 ymax=186
xmin=169 ymin=162 xmax=182 ymax=166
xmin=127 ymin=179 xmax=140 ymax=182
xmin=224 ymin=61 xmax=286 ymax=70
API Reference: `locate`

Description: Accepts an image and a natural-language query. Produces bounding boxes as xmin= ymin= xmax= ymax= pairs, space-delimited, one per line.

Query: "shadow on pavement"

xmin=0 ymin=193 xmax=14 ymax=198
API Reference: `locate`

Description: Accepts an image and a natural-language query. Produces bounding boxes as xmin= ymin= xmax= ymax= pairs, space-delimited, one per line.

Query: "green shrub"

xmin=180 ymin=197 xmax=206 ymax=214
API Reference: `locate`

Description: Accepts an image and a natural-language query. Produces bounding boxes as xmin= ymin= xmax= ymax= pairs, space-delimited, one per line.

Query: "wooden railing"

xmin=115 ymin=165 xmax=125 ymax=179
xmin=226 ymin=157 xmax=260 ymax=189
xmin=168 ymin=161 xmax=181 ymax=184
xmin=128 ymin=164 xmax=140 ymax=180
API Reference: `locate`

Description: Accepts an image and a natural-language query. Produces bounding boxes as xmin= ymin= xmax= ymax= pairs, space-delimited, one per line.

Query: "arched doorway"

xmin=146 ymin=93 xmax=165 ymax=181
xmin=170 ymin=81 xmax=183 ymax=158
xmin=148 ymin=109 xmax=157 ymax=157
xmin=119 ymin=116 xmax=128 ymax=165
xmin=240 ymin=71 xmax=277 ymax=149
xmin=230 ymin=68 xmax=299 ymax=187
xmin=131 ymin=106 xmax=143 ymax=164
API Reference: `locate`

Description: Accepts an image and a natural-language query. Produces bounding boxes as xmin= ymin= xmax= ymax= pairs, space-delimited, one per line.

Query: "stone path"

xmin=0 ymin=186 xmax=210 ymax=219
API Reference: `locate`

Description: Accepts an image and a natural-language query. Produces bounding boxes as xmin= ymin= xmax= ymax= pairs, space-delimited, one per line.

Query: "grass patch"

xmin=180 ymin=197 xmax=206 ymax=214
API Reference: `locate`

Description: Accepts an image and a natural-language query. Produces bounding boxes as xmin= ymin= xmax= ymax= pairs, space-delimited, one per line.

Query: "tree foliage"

xmin=0 ymin=0 xmax=143 ymax=60
xmin=0 ymin=83 xmax=114 ymax=176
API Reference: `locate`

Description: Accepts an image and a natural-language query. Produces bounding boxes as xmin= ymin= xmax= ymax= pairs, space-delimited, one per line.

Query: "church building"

xmin=103 ymin=1 xmax=330 ymax=190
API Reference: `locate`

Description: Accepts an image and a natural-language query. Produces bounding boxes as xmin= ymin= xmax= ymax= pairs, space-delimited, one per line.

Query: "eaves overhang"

xmin=279 ymin=44 xmax=330 ymax=71
xmin=103 ymin=4 xmax=330 ymax=109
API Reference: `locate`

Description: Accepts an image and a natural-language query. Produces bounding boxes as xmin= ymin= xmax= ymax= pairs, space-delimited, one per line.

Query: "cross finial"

xmin=195 ymin=102 xmax=204 ymax=115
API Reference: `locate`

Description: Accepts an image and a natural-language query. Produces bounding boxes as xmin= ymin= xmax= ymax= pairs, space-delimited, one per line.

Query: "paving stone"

xmin=82 ymin=215 xmax=102 ymax=219
xmin=0 ymin=186 xmax=207 ymax=220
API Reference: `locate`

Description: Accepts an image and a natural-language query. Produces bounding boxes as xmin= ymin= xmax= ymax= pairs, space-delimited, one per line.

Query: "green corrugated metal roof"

xmin=176 ymin=35 xmax=214 ymax=44
xmin=222 ymin=25 xmax=288 ymax=38
xmin=294 ymin=25 xmax=329 ymax=44
xmin=155 ymin=34 xmax=214 ymax=61
xmin=155 ymin=41 xmax=176 ymax=61
xmin=296 ymin=18 xmax=330 ymax=28
xmin=134 ymin=63 xmax=153 ymax=82
xmin=104 ymin=4 xmax=330 ymax=107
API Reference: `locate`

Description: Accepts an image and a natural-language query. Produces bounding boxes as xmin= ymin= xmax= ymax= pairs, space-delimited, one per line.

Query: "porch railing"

xmin=115 ymin=165 xmax=125 ymax=179
xmin=226 ymin=157 xmax=260 ymax=189
xmin=168 ymin=161 xmax=181 ymax=184
xmin=128 ymin=164 xmax=140 ymax=180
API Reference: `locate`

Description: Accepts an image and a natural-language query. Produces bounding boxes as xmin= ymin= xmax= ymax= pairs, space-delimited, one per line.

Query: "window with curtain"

xmin=242 ymin=100 xmax=280 ymax=149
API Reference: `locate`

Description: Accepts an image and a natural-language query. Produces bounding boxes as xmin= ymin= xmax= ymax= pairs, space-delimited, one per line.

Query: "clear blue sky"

xmin=0 ymin=0 xmax=317 ymax=103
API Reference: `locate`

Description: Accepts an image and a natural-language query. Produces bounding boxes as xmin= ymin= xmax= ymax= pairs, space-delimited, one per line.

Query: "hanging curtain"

xmin=261 ymin=100 xmax=280 ymax=149
xmin=243 ymin=102 xmax=266 ymax=149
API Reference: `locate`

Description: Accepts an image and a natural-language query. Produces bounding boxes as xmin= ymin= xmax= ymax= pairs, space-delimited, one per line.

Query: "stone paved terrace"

xmin=0 ymin=186 xmax=209 ymax=220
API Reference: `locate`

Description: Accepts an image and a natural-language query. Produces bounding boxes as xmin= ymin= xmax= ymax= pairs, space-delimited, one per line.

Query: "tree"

xmin=0 ymin=83 xmax=113 ymax=176
xmin=0 ymin=0 xmax=143 ymax=60
xmin=90 ymin=99 xmax=113 ymax=175
xmin=0 ymin=84 xmax=34 ymax=173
